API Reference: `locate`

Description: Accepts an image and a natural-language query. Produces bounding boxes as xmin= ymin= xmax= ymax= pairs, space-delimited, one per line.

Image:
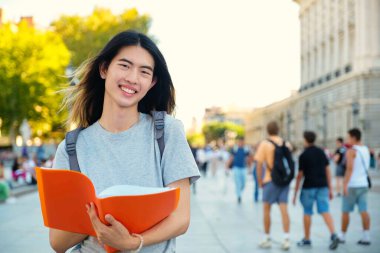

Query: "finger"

xmin=87 ymin=203 xmax=105 ymax=231
xmin=105 ymin=214 xmax=125 ymax=231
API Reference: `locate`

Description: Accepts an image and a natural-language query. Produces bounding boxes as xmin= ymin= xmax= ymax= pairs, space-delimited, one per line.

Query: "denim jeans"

xmin=233 ymin=167 xmax=247 ymax=198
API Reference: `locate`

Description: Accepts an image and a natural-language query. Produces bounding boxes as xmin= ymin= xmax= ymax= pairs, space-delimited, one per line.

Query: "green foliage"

xmin=187 ymin=132 xmax=206 ymax=147
xmin=51 ymin=7 xmax=153 ymax=67
xmin=202 ymin=121 xmax=245 ymax=143
xmin=0 ymin=21 xmax=71 ymax=138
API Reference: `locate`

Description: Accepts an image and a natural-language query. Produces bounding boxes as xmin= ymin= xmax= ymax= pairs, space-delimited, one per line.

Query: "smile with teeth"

xmin=120 ymin=86 xmax=137 ymax=94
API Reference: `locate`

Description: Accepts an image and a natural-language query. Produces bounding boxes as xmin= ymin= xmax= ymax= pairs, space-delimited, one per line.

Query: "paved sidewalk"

xmin=177 ymin=169 xmax=380 ymax=253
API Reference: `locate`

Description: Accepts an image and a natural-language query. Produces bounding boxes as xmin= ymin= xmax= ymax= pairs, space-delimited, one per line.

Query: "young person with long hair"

xmin=50 ymin=30 xmax=200 ymax=253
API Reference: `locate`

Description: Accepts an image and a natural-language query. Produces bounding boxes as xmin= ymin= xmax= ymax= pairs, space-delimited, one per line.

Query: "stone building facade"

xmin=245 ymin=0 xmax=380 ymax=151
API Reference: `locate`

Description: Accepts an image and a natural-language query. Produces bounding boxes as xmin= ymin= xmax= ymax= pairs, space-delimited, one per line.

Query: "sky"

xmin=0 ymin=0 xmax=301 ymax=130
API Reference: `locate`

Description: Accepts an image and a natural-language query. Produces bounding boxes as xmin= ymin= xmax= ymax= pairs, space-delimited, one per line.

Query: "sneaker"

xmin=329 ymin=234 xmax=339 ymax=250
xmin=337 ymin=237 xmax=345 ymax=244
xmin=357 ymin=240 xmax=371 ymax=246
xmin=259 ymin=238 xmax=271 ymax=249
xmin=281 ymin=239 xmax=291 ymax=251
xmin=297 ymin=238 xmax=311 ymax=247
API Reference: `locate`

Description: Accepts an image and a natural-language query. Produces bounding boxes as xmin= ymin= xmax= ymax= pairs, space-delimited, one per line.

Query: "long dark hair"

xmin=63 ymin=30 xmax=175 ymax=127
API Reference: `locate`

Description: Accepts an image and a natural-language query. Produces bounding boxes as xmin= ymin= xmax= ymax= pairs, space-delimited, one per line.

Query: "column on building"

xmin=325 ymin=0 xmax=331 ymax=80
xmin=333 ymin=0 xmax=340 ymax=75
xmin=342 ymin=0 xmax=350 ymax=71
xmin=354 ymin=0 xmax=380 ymax=72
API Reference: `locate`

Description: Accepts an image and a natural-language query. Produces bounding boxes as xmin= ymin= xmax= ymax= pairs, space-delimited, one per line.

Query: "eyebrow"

xmin=118 ymin=58 xmax=154 ymax=72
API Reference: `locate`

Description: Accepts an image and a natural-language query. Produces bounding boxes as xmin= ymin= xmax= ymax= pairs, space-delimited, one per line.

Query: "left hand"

xmin=328 ymin=190 xmax=333 ymax=200
xmin=343 ymin=186 xmax=348 ymax=196
xmin=86 ymin=203 xmax=140 ymax=251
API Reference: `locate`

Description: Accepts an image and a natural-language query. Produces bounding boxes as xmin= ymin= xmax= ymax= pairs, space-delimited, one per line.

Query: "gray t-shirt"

xmin=53 ymin=113 xmax=200 ymax=253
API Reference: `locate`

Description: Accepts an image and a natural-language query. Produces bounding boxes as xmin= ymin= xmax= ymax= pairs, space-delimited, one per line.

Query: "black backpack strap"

xmin=267 ymin=139 xmax=278 ymax=147
xmin=65 ymin=127 xmax=84 ymax=172
xmin=152 ymin=111 xmax=166 ymax=160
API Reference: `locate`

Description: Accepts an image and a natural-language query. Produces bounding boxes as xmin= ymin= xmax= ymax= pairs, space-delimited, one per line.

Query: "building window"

xmin=318 ymin=77 xmax=324 ymax=84
xmin=326 ymin=73 xmax=331 ymax=81
xmin=335 ymin=70 xmax=341 ymax=77
xmin=345 ymin=64 xmax=352 ymax=73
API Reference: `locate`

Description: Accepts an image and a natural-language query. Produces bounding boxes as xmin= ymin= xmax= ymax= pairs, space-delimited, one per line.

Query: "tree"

xmin=202 ymin=121 xmax=245 ymax=143
xmin=51 ymin=7 xmax=153 ymax=67
xmin=187 ymin=133 xmax=206 ymax=147
xmin=0 ymin=21 xmax=71 ymax=142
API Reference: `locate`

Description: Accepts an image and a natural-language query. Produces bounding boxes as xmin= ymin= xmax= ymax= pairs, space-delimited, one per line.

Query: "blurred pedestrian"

xmin=338 ymin=128 xmax=371 ymax=246
xmin=0 ymin=161 xmax=10 ymax=202
xmin=293 ymin=131 xmax=339 ymax=250
xmin=334 ymin=137 xmax=346 ymax=197
xmin=255 ymin=121 xmax=293 ymax=250
xmin=196 ymin=147 xmax=208 ymax=177
xmin=369 ymin=149 xmax=375 ymax=169
xmin=227 ymin=137 xmax=249 ymax=204
xmin=12 ymin=157 xmax=25 ymax=183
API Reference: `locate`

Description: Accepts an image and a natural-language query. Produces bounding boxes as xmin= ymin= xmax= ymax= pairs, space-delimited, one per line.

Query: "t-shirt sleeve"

xmin=161 ymin=119 xmax=201 ymax=186
xmin=52 ymin=140 xmax=70 ymax=170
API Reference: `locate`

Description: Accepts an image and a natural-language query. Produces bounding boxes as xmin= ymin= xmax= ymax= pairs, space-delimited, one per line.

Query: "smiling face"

xmin=100 ymin=45 xmax=157 ymax=110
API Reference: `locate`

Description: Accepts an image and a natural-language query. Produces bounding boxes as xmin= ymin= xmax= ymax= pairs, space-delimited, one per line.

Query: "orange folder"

xmin=36 ymin=167 xmax=180 ymax=253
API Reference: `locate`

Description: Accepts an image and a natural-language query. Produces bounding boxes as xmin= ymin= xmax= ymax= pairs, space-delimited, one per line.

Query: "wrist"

xmin=128 ymin=234 xmax=144 ymax=253
xmin=122 ymin=235 xmax=140 ymax=251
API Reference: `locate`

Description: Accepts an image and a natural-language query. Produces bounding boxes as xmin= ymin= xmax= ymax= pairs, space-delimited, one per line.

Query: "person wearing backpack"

xmin=338 ymin=128 xmax=371 ymax=246
xmin=50 ymin=30 xmax=200 ymax=253
xmin=292 ymin=131 xmax=339 ymax=250
xmin=255 ymin=121 xmax=294 ymax=250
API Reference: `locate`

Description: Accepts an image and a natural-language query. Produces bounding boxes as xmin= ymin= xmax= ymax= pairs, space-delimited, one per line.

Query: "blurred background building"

xmin=245 ymin=0 xmax=380 ymax=151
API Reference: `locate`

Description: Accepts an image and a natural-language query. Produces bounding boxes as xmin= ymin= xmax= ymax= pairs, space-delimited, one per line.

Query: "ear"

xmin=99 ymin=62 xmax=107 ymax=79
xmin=150 ymin=77 xmax=157 ymax=88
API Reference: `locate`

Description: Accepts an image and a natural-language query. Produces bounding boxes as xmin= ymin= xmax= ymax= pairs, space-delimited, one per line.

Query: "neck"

xmin=99 ymin=98 xmax=140 ymax=133
xmin=353 ymin=141 xmax=362 ymax=146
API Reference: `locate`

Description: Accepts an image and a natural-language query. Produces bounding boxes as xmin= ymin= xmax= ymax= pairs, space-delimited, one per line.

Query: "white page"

xmin=98 ymin=185 xmax=173 ymax=198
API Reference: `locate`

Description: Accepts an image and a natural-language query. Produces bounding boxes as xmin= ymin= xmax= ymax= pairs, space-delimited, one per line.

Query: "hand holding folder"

xmin=35 ymin=167 xmax=180 ymax=253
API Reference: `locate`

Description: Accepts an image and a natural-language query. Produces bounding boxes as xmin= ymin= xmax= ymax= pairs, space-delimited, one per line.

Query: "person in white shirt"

xmin=339 ymin=128 xmax=371 ymax=246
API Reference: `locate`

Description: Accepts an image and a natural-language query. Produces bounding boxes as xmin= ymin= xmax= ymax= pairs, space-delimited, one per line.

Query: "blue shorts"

xmin=263 ymin=181 xmax=289 ymax=204
xmin=342 ymin=187 xmax=368 ymax=213
xmin=300 ymin=187 xmax=329 ymax=215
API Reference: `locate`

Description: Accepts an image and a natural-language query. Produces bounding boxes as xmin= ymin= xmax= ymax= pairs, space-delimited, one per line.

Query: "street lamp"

xmin=352 ymin=102 xmax=359 ymax=127
xmin=322 ymin=105 xmax=327 ymax=147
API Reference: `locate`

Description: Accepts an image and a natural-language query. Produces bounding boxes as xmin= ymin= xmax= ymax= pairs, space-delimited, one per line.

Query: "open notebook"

xmin=36 ymin=167 xmax=180 ymax=253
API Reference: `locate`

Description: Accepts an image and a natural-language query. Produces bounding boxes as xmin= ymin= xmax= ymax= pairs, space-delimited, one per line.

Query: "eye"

xmin=141 ymin=71 xmax=151 ymax=76
xmin=118 ymin=64 xmax=130 ymax=69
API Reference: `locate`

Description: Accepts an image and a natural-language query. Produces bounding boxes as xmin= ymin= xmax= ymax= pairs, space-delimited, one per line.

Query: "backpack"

xmin=65 ymin=111 xmax=166 ymax=172
xmin=267 ymin=139 xmax=295 ymax=186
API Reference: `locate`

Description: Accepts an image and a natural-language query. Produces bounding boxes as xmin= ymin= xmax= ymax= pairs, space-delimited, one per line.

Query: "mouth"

xmin=119 ymin=85 xmax=138 ymax=95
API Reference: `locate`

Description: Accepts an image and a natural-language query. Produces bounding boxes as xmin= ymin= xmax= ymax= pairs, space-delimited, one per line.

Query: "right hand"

xmin=292 ymin=195 xmax=297 ymax=206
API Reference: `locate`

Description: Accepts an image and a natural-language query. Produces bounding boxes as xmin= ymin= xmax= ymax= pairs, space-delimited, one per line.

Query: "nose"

xmin=124 ymin=67 xmax=138 ymax=84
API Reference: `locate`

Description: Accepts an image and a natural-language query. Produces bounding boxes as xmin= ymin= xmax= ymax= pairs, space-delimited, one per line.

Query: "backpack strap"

xmin=152 ymin=111 xmax=166 ymax=160
xmin=267 ymin=139 xmax=287 ymax=148
xmin=65 ymin=127 xmax=84 ymax=172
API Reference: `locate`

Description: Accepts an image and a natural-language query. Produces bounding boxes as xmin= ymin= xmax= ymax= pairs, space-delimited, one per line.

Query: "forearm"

xmin=141 ymin=179 xmax=191 ymax=247
xmin=49 ymin=229 xmax=88 ymax=253
xmin=326 ymin=166 xmax=333 ymax=191
xmin=256 ymin=161 xmax=263 ymax=185
xmin=294 ymin=177 xmax=301 ymax=195
xmin=141 ymin=210 xmax=189 ymax=247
